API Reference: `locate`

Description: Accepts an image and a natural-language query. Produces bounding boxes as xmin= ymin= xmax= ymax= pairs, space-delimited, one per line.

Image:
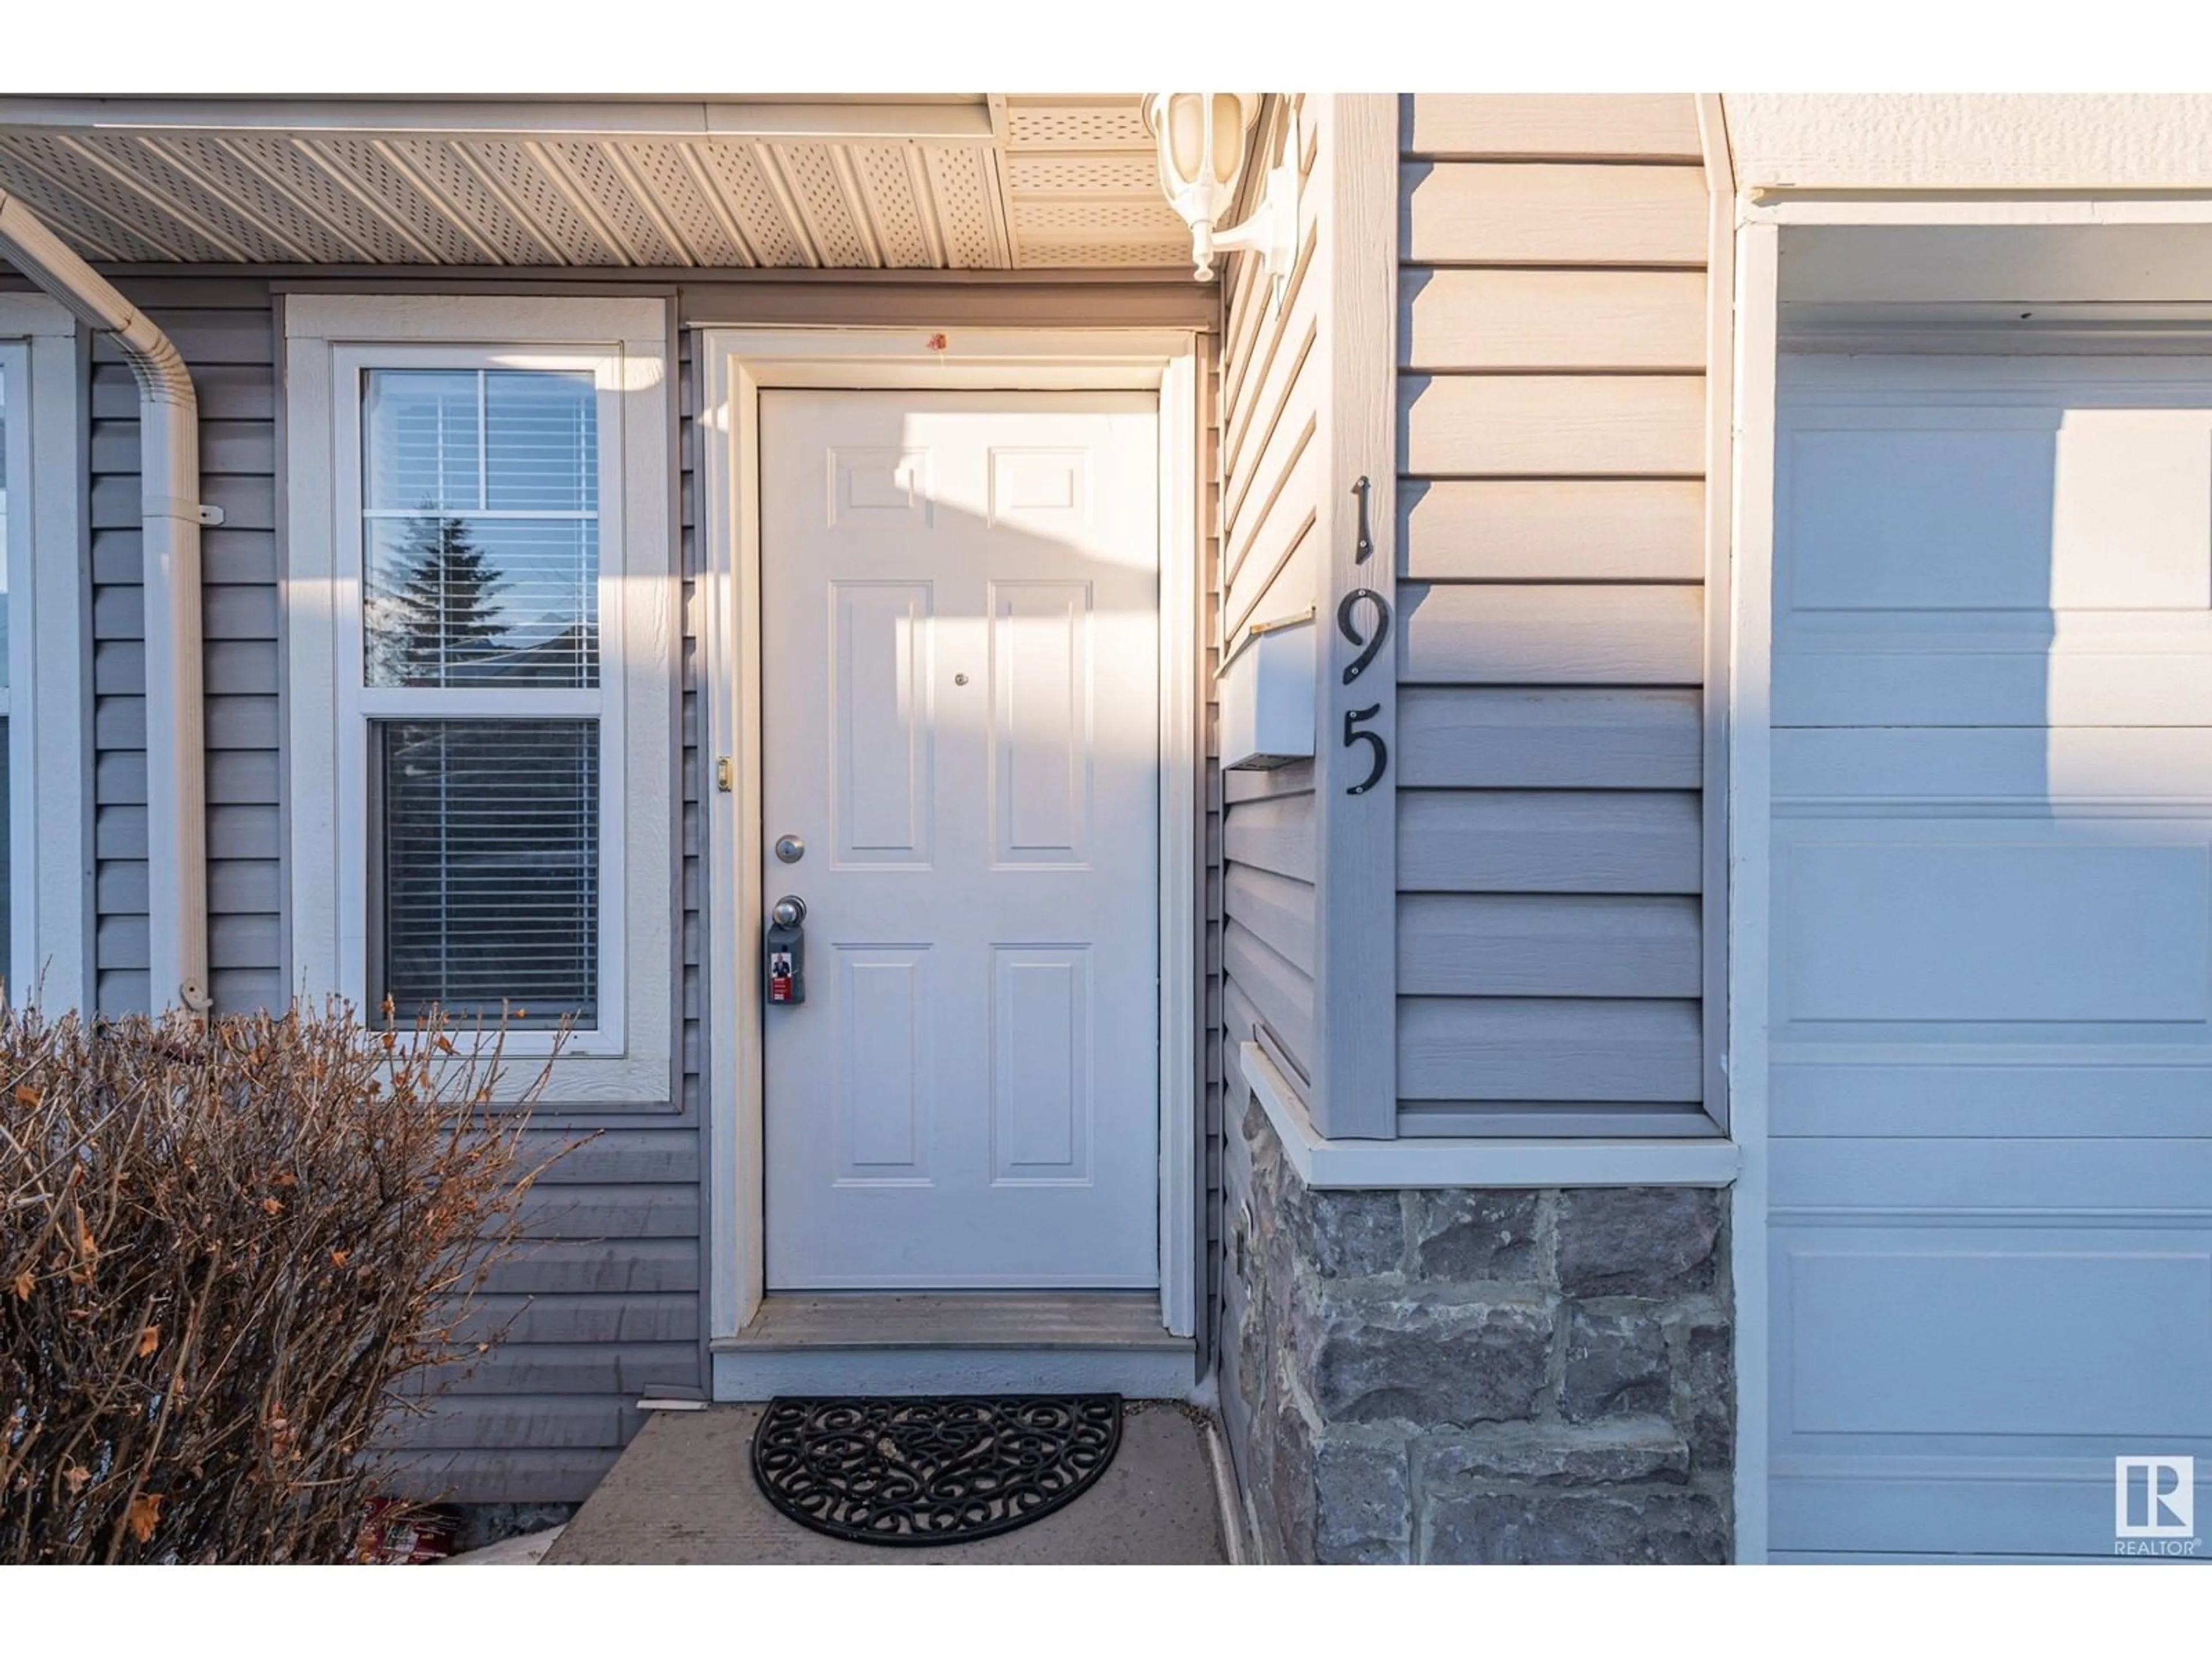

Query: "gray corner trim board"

xmin=1305 ymin=94 xmax=1399 ymax=1142
xmin=1695 ymin=94 xmax=1736 ymax=1138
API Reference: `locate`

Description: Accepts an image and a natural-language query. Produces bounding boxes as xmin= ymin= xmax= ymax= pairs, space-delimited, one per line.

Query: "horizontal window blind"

xmin=371 ymin=719 xmax=599 ymax=1026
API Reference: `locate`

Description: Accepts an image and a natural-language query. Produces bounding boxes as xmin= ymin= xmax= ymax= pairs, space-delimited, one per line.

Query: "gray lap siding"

xmin=90 ymin=286 xmax=284 ymax=1017
xmin=1394 ymin=95 xmax=1718 ymax=1138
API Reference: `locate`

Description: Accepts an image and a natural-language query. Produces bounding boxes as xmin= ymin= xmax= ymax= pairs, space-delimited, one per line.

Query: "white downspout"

xmin=0 ymin=190 xmax=211 ymax=1014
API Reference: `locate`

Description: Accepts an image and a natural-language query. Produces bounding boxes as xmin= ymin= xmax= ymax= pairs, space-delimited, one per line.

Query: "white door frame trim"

xmin=1726 ymin=189 xmax=2212 ymax=1564
xmin=698 ymin=326 xmax=1204 ymax=1347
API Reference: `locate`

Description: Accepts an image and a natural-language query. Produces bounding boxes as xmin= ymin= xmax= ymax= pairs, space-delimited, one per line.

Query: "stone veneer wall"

xmin=1222 ymin=1103 xmax=1735 ymax=1563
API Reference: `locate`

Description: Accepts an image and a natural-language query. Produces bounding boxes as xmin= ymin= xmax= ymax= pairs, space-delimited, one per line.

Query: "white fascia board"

xmin=1238 ymin=1043 xmax=1743 ymax=1191
xmin=0 ymin=99 xmax=996 ymax=145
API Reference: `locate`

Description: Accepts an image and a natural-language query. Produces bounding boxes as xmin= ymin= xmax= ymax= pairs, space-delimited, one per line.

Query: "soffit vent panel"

xmin=618 ymin=141 xmax=754 ymax=267
xmin=693 ymin=142 xmax=808 ymax=267
xmin=0 ymin=136 xmax=172 ymax=261
xmin=1005 ymin=153 xmax=1163 ymax=195
xmin=310 ymin=138 xmax=499 ymax=263
xmin=0 ymin=134 xmax=256 ymax=262
xmin=380 ymin=138 xmax=563 ymax=264
xmin=853 ymin=144 xmax=935 ymax=269
xmin=219 ymin=134 xmax=446 ymax=263
xmin=465 ymin=141 xmax=625 ymax=264
xmin=0 ymin=96 xmax=1200 ymax=271
xmin=771 ymin=143 xmax=873 ymax=267
xmin=923 ymin=145 xmax=1003 ymax=269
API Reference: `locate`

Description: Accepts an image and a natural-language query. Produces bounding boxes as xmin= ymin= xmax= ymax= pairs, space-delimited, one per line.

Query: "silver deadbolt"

xmin=774 ymin=834 xmax=806 ymax=864
xmin=771 ymin=895 xmax=808 ymax=929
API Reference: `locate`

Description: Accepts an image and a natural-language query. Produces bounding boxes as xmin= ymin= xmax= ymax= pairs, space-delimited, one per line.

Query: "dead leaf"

xmin=273 ymin=1171 xmax=297 ymax=1188
xmin=260 ymin=1196 xmax=284 ymax=1217
xmin=125 ymin=1493 xmax=162 ymax=1544
xmin=60 ymin=1463 xmax=90 ymax=1496
xmin=10 ymin=1270 xmax=31 ymax=1302
xmin=13 ymin=1083 xmax=39 ymax=1107
xmin=329 ymin=1249 xmax=350 ymax=1268
xmin=137 ymin=1324 xmax=160 ymax=1358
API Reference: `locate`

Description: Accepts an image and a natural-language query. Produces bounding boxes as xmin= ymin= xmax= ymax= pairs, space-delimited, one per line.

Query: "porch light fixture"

xmin=1142 ymin=92 xmax=1297 ymax=293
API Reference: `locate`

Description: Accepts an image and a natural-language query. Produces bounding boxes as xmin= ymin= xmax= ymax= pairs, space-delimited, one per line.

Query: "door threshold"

xmin=718 ymin=1291 xmax=1185 ymax=1353
xmin=710 ymin=1291 xmax=1197 ymax=1402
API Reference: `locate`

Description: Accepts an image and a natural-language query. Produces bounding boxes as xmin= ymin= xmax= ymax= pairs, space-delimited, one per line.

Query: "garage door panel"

xmin=1781 ymin=410 xmax=2212 ymax=616
xmin=1773 ymin=821 xmax=2212 ymax=1034
xmin=1783 ymin=421 xmax=2059 ymax=612
xmin=1778 ymin=1227 xmax=2212 ymax=1437
xmin=1776 ymin=622 xmax=2212 ymax=729
xmin=1771 ymin=1218 xmax=2212 ymax=1558
xmin=1775 ymin=727 xmax=2212 ymax=805
xmin=1771 ymin=1462 xmax=2207 ymax=1560
xmin=1772 ymin=1138 xmax=2212 ymax=1213
xmin=1773 ymin=1063 xmax=2212 ymax=1139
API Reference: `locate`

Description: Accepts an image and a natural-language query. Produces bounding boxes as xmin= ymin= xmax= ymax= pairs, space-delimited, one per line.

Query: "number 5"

xmin=1343 ymin=703 xmax=1387 ymax=796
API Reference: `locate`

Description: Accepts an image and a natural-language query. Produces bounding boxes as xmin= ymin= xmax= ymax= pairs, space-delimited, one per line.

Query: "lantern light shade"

xmin=1142 ymin=92 xmax=1293 ymax=288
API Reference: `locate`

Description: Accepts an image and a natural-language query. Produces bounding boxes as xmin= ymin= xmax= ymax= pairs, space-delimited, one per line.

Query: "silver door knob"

xmin=775 ymin=834 xmax=805 ymax=863
xmin=771 ymin=895 xmax=807 ymax=928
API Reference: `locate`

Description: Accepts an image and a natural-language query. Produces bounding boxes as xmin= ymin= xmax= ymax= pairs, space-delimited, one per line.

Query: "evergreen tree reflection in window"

xmin=372 ymin=513 xmax=512 ymax=687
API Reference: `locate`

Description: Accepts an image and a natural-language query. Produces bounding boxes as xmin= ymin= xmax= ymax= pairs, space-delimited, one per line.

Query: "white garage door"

xmin=1770 ymin=354 xmax=2212 ymax=1560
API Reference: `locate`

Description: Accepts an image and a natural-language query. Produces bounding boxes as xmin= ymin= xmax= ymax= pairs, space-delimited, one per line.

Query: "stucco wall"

xmin=1725 ymin=94 xmax=2212 ymax=191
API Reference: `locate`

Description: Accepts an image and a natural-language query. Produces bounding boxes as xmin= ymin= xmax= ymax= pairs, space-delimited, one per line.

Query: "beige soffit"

xmin=0 ymin=94 xmax=1190 ymax=270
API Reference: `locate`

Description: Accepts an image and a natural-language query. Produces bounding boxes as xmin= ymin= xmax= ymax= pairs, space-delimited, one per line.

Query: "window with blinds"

xmin=360 ymin=368 xmax=603 ymax=1028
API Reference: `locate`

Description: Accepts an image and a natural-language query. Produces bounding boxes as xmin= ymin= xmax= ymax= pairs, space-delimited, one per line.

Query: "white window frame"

xmin=285 ymin=296 xmax=672 ymax=1104
xmin=0 ymin=295 xmax=89 ymax=1013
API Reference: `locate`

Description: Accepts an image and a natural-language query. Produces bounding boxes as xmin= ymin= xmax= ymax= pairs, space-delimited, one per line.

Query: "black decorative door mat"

xmin=750 ymin=1394 xmax=1123 ymax=1546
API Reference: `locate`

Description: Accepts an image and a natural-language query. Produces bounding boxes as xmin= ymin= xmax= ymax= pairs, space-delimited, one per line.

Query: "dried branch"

xmin=0 ymin=1000 xmax=574 ymax=1563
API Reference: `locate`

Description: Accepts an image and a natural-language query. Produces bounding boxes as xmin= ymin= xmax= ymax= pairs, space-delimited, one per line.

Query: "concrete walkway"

xmin=546 ymin=1401 xmax=1230 ymax=1565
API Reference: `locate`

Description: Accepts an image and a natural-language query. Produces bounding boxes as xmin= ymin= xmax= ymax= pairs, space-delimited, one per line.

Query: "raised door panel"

xmin=831 ymin=581 xmax=935 ymax=866
xmin=991 ymin=945 xmax=1093 ymax=1184
xmin=990 ymin=581 xmax=1093 ymax=868
xmin=834 ymin=947 xmax=934 ymax=1181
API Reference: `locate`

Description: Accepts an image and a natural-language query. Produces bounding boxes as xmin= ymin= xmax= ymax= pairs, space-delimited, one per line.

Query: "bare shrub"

xmin=0 ymin=1001 xmax=565 ymax=1563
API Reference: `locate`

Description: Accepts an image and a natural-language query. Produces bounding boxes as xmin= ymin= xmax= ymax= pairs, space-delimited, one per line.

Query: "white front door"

xmin=1769 ymin=354 xmax=2212 ymax=1558
xmin=759 ymin=389 xmax=1161 ymax=1290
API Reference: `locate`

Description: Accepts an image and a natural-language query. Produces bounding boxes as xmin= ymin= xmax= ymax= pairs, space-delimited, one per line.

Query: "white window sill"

xmin=1237 ymin=1043 xmax=1742 ymax=1190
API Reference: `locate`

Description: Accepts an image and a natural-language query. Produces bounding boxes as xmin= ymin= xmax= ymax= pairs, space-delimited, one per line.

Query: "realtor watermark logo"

xmin=2115 ymin=1457 xmax=2199 ymax=1556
